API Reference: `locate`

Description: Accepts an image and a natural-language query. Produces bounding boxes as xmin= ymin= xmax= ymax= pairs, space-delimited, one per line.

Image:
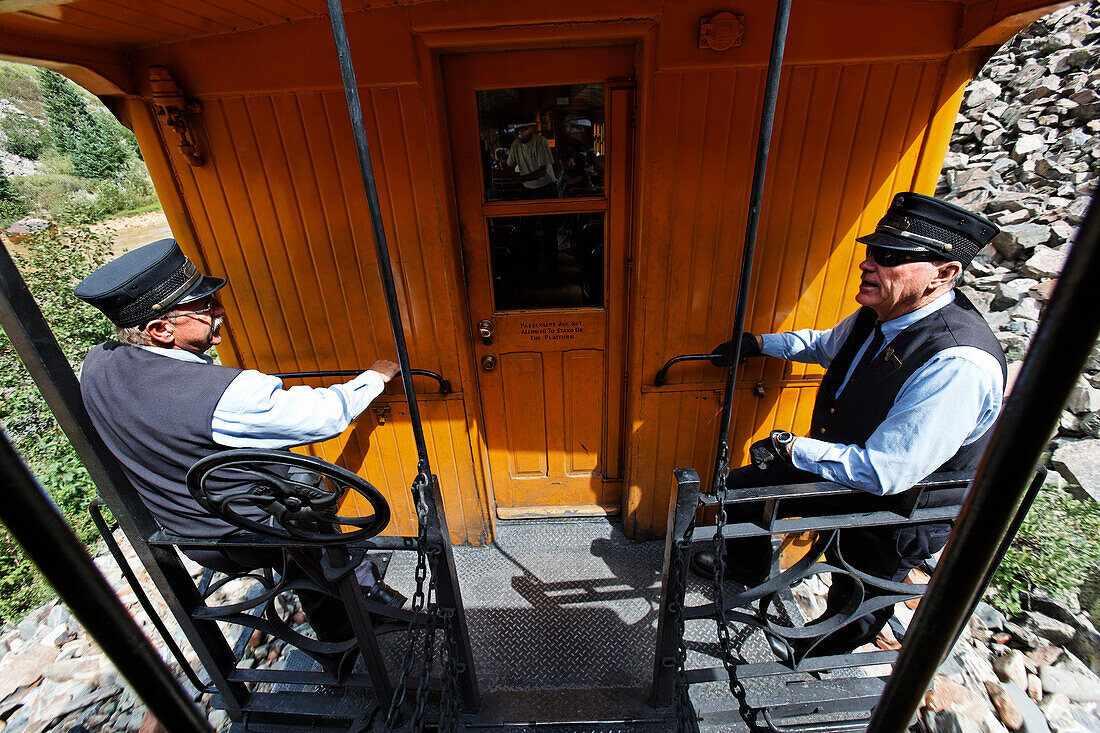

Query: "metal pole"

xmin=712 ymin=0 xmax=793 ymax=484
xmin=0 ymin=429 xmax=213 ymax=733
xmin=324 ymin=0 xmax=432 ymax=480
xmin=867 ymin=192 xmax=1100 ymax=732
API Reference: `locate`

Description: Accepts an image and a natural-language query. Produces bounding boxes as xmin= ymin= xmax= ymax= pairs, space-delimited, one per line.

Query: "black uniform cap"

xmin=856 ymin=192 xmax=999 ymax=268
xmin=74 ymin=238 xmax=226 ymax=328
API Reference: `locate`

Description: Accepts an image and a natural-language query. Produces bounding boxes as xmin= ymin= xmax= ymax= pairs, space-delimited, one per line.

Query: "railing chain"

xmin=710 ymin=449 xmax=760 ymax=731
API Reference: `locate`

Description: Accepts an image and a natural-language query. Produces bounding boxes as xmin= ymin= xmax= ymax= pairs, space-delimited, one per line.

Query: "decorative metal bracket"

xmin=148 ymin=66 xmax=204 ymax=167
xmin=699 ymin=11 xmax=745 ymax=51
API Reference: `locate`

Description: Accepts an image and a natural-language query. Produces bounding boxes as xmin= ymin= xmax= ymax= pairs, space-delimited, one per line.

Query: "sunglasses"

xmin=866 ymin=245 xmax=947 ymax=268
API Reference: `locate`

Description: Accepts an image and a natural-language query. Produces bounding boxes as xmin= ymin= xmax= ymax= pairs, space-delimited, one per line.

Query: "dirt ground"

xmin=88 ymin=210 xmax=172 ymax=256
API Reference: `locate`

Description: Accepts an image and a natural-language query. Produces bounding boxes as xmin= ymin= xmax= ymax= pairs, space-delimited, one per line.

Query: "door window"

xmin=477 ymin=84 xmax=605 ymax=203
xmin=488 ymin=213 xmax=604 ymax=311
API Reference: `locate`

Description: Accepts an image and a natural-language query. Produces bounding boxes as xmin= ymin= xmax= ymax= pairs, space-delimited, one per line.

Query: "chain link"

xmin=383 ymin=476 xmax=434 ymax=731
xmin=438 ymin=607 xmax=459 ymax=733
xmin=710 ymin=447 xmax=761 ymax=731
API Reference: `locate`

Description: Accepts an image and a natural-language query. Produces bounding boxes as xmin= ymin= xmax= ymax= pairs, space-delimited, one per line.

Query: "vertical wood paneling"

xmin=627 ymin=57 xmax=952 ymax=537
xmin=154 ymin=84 xmax=488 ymax=543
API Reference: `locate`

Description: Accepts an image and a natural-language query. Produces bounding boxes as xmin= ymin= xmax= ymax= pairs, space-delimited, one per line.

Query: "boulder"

xmin=1023 ymin=612 xmax=1076 ymax=647
xmin=1022 ymin=245 xmax=1068 ymax=278
xmin=995 ymin=650 xmax=1030 ymax=689
xmin=1052 ymin=440 xmax=1100 ymax=503
xmin=1040 ymin=666 xmax=1100 ymax=703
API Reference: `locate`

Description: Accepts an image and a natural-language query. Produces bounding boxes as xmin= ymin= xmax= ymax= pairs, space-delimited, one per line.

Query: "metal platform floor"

xmin=265 ymin=518 xmax=878 ymax=731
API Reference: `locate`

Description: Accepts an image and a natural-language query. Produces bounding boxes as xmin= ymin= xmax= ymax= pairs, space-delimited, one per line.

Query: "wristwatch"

xmin=770 ymin=430 xmax=795 ymax=460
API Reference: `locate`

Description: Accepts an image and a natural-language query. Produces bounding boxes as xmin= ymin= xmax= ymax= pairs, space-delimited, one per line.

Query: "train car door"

xmin=443 ymin=47 xmax=634 ymax=519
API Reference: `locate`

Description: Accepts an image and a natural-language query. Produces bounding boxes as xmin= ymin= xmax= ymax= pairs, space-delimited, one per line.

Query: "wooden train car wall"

xmin=0 ymin=0 xmax=1064 ymax=542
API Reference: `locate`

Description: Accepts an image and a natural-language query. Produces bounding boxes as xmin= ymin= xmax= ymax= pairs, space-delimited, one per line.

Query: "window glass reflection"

xmin=478 ymin=84 xmax=605 ymax=202
xmin=489 ymin=213 xmax=604 ymax=310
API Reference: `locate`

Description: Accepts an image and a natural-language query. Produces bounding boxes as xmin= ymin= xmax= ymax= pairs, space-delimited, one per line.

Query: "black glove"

xmin=749 ymin=430 xmax=795 ymax=470
xmin=710 ymin=333 xmax=763 ymax=367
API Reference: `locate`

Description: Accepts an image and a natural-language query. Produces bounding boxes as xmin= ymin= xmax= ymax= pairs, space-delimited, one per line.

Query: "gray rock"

xmin=967 ymin=80 xmax=1003 ymax=108
xmin=1014 ymin=134 xmax=1048 ymax=159
xmin=1024 ymin=611 xmax=1077 ymax=646
xmin=976 ymin=602 xmax=1008 ymax=632
xmin=1052 ymin=440 xmax=1100 ymax=502
xmin=1007 ymin=296 xmax=1042 ymax=323
xmin=209 ymin=709 xmax=229 ymax=729
xmin=1043 ymin=701 xmax=1100 ymax=733
xmin=1068 ymin=380 xmax=1100 ymax=414
xmin=1040 ymin=665 xmax=1100 ymax=703
xmin=1022 ymin=245 xmax=1068 ymax=278
xmin=991 ymin=278 xmax=1040 ymax=311
xmin=995 ymin=649 xmax=1029 ymax=689
xmin=1003 ymin=681 xmax=1050 ymax=733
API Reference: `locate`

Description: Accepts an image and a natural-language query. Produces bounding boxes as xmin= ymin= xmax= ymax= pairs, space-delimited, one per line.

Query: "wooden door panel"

xmin=563 ymin=349 xmax=603 ymax=475
xmin=500 ymin=351 xmax=549 ymax=478
xmin=444 ymin=47 xmax=633 ymax=518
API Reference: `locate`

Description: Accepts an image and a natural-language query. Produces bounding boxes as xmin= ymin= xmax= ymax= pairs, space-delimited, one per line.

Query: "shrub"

xmin=71 ymin=109 xmax=128 ymax=180
xmin=0 ymin=112 xmax=47 ymax=160
xmin=36 ymin=68 xmax=87 ymax=155
xmin=0 ymin=169 xmax=28 ymax=226
xmin=0 ymin=227 xmax=113 ymax=621
xmin=986 ymin=478 xmax=1100 ymax=617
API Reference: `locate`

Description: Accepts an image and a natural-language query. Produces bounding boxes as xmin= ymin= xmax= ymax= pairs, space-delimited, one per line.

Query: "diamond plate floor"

xmin=264 ymin=519 xmax=877 ymax=731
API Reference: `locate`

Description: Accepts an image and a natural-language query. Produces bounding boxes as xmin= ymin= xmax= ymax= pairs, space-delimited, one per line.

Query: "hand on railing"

xmin=274 ymin=367 xmax=452 ymax=395
xmin=654 ymin=333 xmax=763 ymax=385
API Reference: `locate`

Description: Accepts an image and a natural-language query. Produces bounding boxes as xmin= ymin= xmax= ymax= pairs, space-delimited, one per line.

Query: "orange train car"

xmin=0 ymin=0 xmax=1068 ymax=544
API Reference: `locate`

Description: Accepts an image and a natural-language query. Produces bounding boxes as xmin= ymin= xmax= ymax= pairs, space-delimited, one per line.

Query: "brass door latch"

xmin=371 ymin=406 xmax=391 ymax=425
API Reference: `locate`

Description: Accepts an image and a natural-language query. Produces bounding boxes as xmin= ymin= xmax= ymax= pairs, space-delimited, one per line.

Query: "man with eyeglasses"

xmin=694 ymin=192 xmax=1006 ymax=659
xmin=74 ymin=238 xmax=407 ymax=632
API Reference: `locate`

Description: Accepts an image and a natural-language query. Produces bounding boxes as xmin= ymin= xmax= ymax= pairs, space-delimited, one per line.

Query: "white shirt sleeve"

xmin=760 ymin=311 xmax=858 ymax=368
xmin=790 ymin=347 xmax=1004 ymax=494
xmin=211 ymin=370 xmax=387 ymax=448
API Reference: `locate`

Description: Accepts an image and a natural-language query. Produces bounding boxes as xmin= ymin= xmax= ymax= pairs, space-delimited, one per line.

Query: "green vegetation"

xmin=0 ymin=112 xmax=47 ymax=160
xmin=0 ymin=62 xmax=160 ymax=228
xmin=986 ymin=478 xmax=1100 ymax=617
xmin=0 ymin=227 xmax=112 ymax=621
xmin=0 ymin=170 xmax=25 ymax=223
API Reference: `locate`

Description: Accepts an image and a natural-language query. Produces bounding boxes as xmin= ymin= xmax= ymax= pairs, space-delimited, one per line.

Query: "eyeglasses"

xmin=866 ymin=245 xmax=947 ymax=268
xmin=162 ymin=297 xmax=217 ymax=321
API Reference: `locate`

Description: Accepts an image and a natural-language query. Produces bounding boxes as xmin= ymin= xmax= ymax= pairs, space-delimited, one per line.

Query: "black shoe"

xmin=689 ymin=551 xmax=766 ymax=586
xmin=365 ymin=581 xmax=407 ymax=609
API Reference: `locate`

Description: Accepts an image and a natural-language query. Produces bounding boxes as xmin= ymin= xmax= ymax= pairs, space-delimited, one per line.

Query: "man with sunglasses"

xmin=695 ymin=192 xmax=1006 ymax=658
xmin=74 ymin=238 xmax=407 ymax=630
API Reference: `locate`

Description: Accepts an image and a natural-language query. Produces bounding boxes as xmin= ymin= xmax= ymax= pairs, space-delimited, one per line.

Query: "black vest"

xmin=80 ymin=342 xmax=265 ymax=539
xmin=810 ymin=293 xmax=1007 ymax=476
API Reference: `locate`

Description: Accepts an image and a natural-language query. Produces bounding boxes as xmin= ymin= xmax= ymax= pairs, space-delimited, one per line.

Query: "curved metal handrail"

xmin=654 ymin=353 xmax=715 ymax=386
xmin=274 ymin=368 xmax=451 ymax=395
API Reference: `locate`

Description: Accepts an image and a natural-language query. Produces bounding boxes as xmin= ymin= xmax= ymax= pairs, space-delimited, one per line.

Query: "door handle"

xmin=481 ymin=354 xmax=497 ymax=371
xmin=477 ymin=319 xmax=495 ymax=346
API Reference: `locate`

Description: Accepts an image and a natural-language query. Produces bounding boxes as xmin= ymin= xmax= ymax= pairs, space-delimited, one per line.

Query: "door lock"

xmin=476 ymin=319 xmax=495 ymax=346
xmin=481 ymin=354 xmax=497 ymax=371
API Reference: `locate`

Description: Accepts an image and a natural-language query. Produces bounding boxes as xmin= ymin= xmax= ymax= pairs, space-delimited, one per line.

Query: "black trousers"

xmin=719 ymin=462 xmax=952 ymax=655
xmin=184 ymin=546 xmax=359 ymax=643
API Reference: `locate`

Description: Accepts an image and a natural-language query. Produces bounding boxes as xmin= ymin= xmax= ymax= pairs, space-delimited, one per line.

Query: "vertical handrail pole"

xmin=868 ymin=193 xmax=1100 ymax=732
xmin=324 ymin=0 xmax=431 ymax=478
xmin=712 ymin=0 xmax=793 ymax=482
xmin=0 ymin=429 xmax=213 ymax=733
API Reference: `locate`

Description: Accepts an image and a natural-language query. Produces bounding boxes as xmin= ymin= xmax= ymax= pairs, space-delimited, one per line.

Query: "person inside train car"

xmin=73 ymin=237 xmax=407 ymax=632
xmin=694 ymin=192 xmax=1005 ymax=658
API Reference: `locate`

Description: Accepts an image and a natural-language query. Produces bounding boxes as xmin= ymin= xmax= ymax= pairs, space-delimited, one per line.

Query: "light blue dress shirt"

xmin=134 ymin=346 xmax=387 ymax=449
xmin=759 ymin=291 xmax=1004 ymax=496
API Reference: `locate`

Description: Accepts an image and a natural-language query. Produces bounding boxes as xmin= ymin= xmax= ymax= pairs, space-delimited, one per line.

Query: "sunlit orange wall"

xmin=99 ymin=0 xmax=1053 ymax=541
